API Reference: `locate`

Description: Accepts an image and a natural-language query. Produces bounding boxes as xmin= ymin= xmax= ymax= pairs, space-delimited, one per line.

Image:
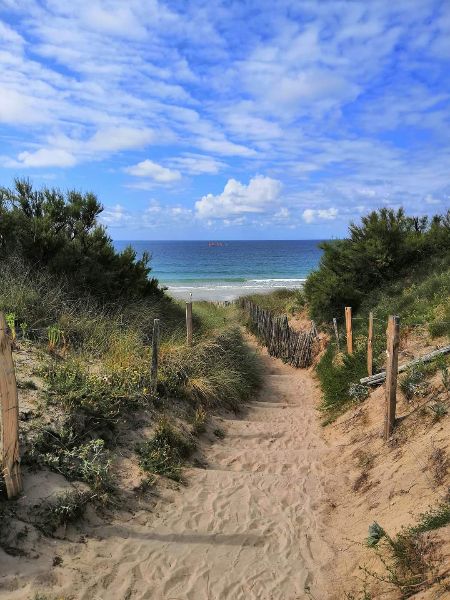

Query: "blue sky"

xmin=0 ymin=1 xmax=449 ymax=240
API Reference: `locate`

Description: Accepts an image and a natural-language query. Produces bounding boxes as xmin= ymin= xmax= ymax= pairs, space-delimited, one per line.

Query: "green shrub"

xmin=316 ymin=345 xmax=368 ymax=418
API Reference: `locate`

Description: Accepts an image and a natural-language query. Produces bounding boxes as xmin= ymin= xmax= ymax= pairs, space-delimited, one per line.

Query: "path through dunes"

xmin=4 ymin=343 xmax=335 ymax=600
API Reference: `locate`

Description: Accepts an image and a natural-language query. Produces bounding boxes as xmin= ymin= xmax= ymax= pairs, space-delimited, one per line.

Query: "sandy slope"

xmin=1 ymin=344 xmax=335 ymax=600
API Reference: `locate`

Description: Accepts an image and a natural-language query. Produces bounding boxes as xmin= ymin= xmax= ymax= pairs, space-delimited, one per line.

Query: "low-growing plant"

xmin=213 ymin=427 xmax=225 ymax=439
xmin=364 ymin=502 xmax=450 ymax=597
xmin=400 ymin=363 xmax=429 ymax=401
xmin=35 ymin=489 xmax=94 ymax=534
xmin=47 ymin=324 xmax=65 ymax=353
xmin=5 ymin=312 xmax=16 ymax=340
xmin=19 ymin=321 xmax=28 ymax=339
xmin=136 ymin=419 xmax=196 ymax=482
xmin=429 ymin=402 xmax=448 ymax=422
xmin=192 ymin=407 xmax=207 ymax=435
xmin=44 ymin=359 xmax=152 ymax=429
xmin=316 ymin=345 xmax=368 ymax=419
xmin=349 ymin=383 xmax=370 ymax=402
xmin=17 ymin=379 xmax=38 ymax=390
xmin=30 ymin=429 xmax=113 ymax=492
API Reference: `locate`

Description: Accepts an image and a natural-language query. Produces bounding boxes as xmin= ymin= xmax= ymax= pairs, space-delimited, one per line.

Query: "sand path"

xmin=4 ymin=343 xmax=335 ymax=600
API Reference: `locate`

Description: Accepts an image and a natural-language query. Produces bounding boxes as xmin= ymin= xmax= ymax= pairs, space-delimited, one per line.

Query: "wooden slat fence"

xmin=240 ymin=300 xmax=317 ymax=368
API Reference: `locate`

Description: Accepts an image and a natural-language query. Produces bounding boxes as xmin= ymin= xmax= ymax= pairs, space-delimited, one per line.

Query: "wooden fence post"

xmin=367 ymin=312 xmax=374 ymax=376
xmin=345 ymin=307 xmax=353 ymax=354
xmin=385 ymin=315 xmax=400 ymax=440
xmin=150 ymin=318 xmax=160 ymax=394
xmin=333 ymin=317 xmax=340 ymax=351
xmin=0 ymin=312 xmax=23 ymax=499
xmin=186 ymin=301 xmax=193 ymax=347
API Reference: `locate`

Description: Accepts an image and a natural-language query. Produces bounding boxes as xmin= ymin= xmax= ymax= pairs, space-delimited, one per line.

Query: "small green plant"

xmin=136 ymin=419 xmax=196 ymax=482
xmin=213 ymin=427 xmax=225 ymax=439
xmin=367 ymin=522 xmax=387 ymax=547
xmin=400 ymin=363 xmax=429 ymax=401
xmin=364 ymin=502 xmax=450 ymax=597
xmin=192 ymin=407 xmax=207 ymax=435
xmin=31 ymin=430 xmax=113 ymax=492
xmin=47 ymin=324 xmax=64 ymax=352
xmin=5 ymin=312 xmax=16 ymax=340
xmin=17 ymin=379 xmax=38 ymax=390
xmin=36 ymin=489 xmax=94 ymax=534
xmin=349 ymin=383 xmax=370 ymax=402
xmin=429 ymin=402 xmax=448 ymax=422
xmin=355 ymin=450 xmax=375 ymax=470
xmin=19 ymin=321 xmax=28 ymax=339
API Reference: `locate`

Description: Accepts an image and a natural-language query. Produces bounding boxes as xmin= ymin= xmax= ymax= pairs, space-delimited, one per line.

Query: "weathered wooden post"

xmin=345 ymin=306 xmax=353 ymax=354
xmin=367 ymin=312 xmax=374 ymax=376
xmin=333 ymin=317 xmax=340 ymax=351
xmin=186 ymin=299 xmax=193 ymax=347
xmin=384 ymin=315 xmax=400 ymax=440
xmin=0 ymin=312 xmax=23 ymax=498
xmin=150 ymin=318 xmax=160 ymax=394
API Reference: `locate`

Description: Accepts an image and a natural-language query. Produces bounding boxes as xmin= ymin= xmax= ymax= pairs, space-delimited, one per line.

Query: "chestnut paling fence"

xmin=239 ymin=299 xmax=318 ymax=368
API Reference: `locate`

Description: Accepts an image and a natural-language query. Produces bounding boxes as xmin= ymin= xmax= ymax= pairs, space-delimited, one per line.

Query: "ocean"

xmin=113 ymin=240 xmax=324 ymax=301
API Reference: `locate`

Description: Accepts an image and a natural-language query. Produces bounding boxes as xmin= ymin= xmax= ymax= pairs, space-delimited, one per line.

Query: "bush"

xmin=30 ymin=429 xmax=113 ymax=492
xmin=136 ymin=419 xmax=196 ymax=481
xmin=304 ymin=208 xmax=450 ymax=323
xmin=316 ymin=345 xmax=368 ymax=418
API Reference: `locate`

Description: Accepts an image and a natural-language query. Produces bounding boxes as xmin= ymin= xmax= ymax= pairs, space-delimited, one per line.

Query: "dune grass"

xmin=243 ymin=288 xmax=306 ymax=315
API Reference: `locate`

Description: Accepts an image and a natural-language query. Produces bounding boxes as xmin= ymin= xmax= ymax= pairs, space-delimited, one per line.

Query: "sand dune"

xmin=2 ymin=346 xmax=335 ymax=600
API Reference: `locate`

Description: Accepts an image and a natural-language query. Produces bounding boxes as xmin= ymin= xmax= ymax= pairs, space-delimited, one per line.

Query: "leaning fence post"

xmin=385 ymin=315 xmax=400 ymax=440
xmin=345 ymin=306 xmax=353 ymax=354
xmin=367 ymin=312 xmax=374 ymax=376
xmin=0 ymin=312 xmax=23 ymax=499
xmin=332 ymin=317 xmax=340 ymax=351
xmin=186 ymin=297 xmax=193 ymax=347
xmin=150 ymin=318 xmax=160 ymax=394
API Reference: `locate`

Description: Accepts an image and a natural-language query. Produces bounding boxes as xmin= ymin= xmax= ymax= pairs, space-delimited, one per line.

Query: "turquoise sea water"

xmin=114 ymin=240 xmax=325 ymax=301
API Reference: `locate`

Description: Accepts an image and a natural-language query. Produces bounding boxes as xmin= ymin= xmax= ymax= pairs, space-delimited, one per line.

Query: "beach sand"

xmin=167 ymin=280 xmax=305 ymax=302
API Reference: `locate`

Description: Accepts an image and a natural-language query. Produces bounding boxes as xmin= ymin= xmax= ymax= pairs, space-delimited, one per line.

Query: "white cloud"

xmin=168 ymin=153 xmax=226 ymax=175
xmin=196 ymin=175 xmax=282 ymax=219
xmin=125 ymin=159 xmax=181 ymax=183
xmin=302 ymin=208 xmax=338 ymax=223
xmin=7 ymin=148 xmax=77 ymax=168
xmin=87 ymin=127 xmax=155 ymax=152
xmin=100 ymin=204 xmax=131 ymax=227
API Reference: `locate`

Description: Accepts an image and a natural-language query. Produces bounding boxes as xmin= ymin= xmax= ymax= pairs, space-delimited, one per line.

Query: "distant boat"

xmin=208 ymin=241 xmax=224 ymax=247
